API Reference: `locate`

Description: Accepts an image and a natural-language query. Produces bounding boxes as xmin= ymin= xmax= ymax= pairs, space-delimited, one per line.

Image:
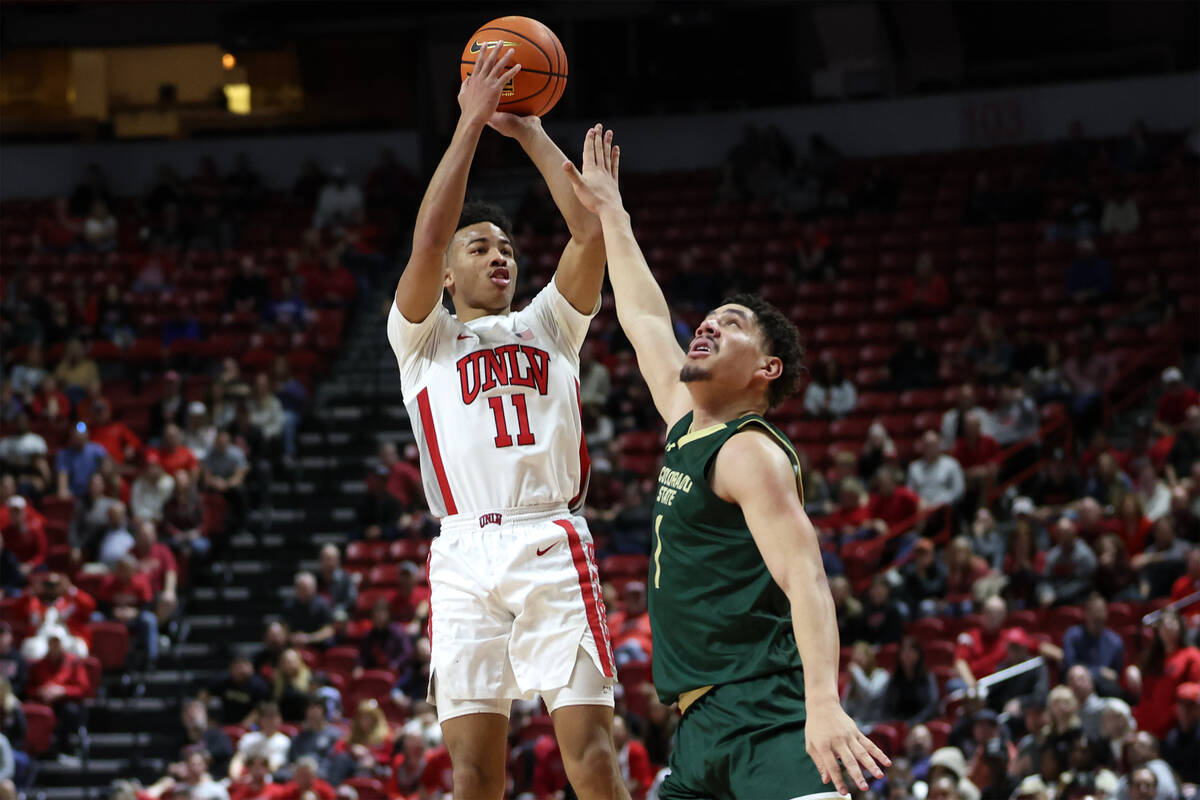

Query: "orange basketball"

xmin=460 ymin=16 xmax=568 ymax=117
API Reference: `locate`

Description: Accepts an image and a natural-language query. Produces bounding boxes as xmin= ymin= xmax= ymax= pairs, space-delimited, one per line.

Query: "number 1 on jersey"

xmin=488 ymin=394 xmax=536 ymax=448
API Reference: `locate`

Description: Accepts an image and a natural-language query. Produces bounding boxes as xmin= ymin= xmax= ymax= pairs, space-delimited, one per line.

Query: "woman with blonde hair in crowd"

xmin=272 ymin=647 xmax=312 ymax=723
xmin=1042 ymin=684 xmax=1083 ymax=770
xmin=944 ymin=536 xmax=991 ymax=616
xmin=334 ymin=699 xmax=393 ymax=776
xmin=841 ymin=640 xmax=889 ymax=727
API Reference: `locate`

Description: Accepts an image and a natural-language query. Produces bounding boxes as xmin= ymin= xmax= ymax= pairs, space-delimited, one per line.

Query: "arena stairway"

xmin=29 ymin=303 xmax=402 ymax=798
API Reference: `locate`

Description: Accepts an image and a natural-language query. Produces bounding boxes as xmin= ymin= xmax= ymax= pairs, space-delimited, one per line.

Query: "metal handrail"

xmin=941 ymin=655 xmax=1046 ymax=709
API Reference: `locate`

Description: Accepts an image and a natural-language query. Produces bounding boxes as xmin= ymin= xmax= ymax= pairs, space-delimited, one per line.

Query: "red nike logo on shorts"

xmin=536 ymin=542 xmax=559 ymax=556
xmin=457 ymin=334 xmax=471 ymax=340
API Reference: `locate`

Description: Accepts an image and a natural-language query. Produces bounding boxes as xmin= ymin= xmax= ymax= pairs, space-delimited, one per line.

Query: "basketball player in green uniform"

xmin=565 ymin=127 xmax=890 ymax=799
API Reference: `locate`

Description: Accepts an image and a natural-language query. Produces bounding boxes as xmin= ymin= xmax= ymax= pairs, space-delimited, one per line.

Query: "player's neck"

xmin=453 ymin=302 xmax=511 ymax=323
xmin=687 ymin=387 xmax=765 ymax=431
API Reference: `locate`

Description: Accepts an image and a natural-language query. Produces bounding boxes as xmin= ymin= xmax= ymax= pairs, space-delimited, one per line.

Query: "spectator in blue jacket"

xmin=1062 ymin=592 xmax=1124 ymax=698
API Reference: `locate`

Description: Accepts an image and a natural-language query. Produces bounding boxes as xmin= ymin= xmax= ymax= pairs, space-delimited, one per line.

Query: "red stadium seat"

xmin=927 ymin=718 xmax=952 ymax=750
xmin=906 ymin=618 xmax=945 ymax=638
xmin=868 ymin=722 xmax=901 ymax=754
xmin=829 ymin=419 xmax=872 ymax=441
xmin=354 ymin=588 xmax=397 ymax=616
xmin=518 ymin=714 xmax=556 ymax=744
xmin=322 ymin=647 xmax=360 ymax=679
xmin=23 ymin=703 xmax=55 ymax=756
xmin=366 ymin=564 xmax=399 ymax=589
xmin=388 ymin=539 xmax=430 ymax=563
xmin=346 ymin=540 xmax=390 ymax=566
xmin=898 ymin=390 xmax=942 ymax=412
xmin=601 ymin=555 xmax=650 ymax=579
xmin=90 ymin=621 xmax=130 ymax=671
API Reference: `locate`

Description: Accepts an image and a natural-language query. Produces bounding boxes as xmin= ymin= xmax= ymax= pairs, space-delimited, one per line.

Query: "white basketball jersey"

xmin=386 ymin=281 xmax=594 ymax=519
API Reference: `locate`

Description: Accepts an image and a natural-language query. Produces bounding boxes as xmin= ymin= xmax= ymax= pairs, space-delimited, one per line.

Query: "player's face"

xmin=680 ymin=304 xmax=780 ymax=398
xmin=445 ymin=222 xmax=518 ymax=314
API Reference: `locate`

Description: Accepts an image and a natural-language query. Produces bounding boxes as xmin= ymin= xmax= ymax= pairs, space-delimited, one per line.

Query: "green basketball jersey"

xmin=648 ymin=411 xmax=806 ymax=705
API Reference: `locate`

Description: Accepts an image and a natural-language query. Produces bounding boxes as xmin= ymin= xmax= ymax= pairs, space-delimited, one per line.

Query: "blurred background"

xmin=0 ymin=2 xmax=1198 ymax=800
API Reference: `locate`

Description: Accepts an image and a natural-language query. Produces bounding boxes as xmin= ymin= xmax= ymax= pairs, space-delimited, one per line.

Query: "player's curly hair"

xmin=722 ymin=293 xmax=805 ymax=409
xmin=457 ymin=199 xmax=514 ymax=242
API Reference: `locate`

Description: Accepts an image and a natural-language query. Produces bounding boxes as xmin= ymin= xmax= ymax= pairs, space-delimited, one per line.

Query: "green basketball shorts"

xmin=658 ymin=669 xmax=850 ymax=800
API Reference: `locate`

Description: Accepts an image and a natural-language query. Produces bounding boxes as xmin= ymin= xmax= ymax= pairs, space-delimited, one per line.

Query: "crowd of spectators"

xmin=0 ymin=118 xmax=1197 ymax=799
xmin=0 ymin=152 xmax=413 ymax=786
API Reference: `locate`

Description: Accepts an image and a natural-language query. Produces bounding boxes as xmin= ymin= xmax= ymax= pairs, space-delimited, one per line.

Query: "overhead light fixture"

xmin=222 ymin=52 xmax=237 ymax=70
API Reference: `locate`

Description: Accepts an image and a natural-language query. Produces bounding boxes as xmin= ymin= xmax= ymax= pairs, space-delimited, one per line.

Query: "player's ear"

xmin=758 ymin=356 xmax=783 ymax=383
xmin=443 ymin=267 xmax=455 ymax=291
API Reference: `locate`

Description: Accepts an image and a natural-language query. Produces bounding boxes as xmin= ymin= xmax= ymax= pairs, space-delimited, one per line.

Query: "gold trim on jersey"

xmin=676 ymin=422 xmax=728 ymax=448
xmin=678 ymin=684 xmax=714 ymax=714
xmin=734 ymin=417 xmax=805 ymax=504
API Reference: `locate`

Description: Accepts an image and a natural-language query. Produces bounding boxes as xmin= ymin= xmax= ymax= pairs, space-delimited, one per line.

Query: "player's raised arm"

xmin=563 ymin=126 xmax=690 ymax=425
xmin=489 ymin=116 xmax=605 ymax=314
xmin=394 ymin=44 xmax=520 ymax=322
xmin=711 ymin=430 xmax=891 ymax=796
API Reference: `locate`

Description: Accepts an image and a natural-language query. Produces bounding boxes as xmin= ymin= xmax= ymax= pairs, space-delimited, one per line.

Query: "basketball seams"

xmin=535 ymin=21 xmax=567 ymax=116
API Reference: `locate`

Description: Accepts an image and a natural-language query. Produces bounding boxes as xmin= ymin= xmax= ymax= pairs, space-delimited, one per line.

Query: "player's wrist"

xmin=597 ymin=204 xmax=628 ymax=222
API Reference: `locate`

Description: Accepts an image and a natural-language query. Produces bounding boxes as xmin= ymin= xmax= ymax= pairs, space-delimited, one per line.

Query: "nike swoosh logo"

xmin=470 ymin=40 xmax=517 ymax=54
xmin=536 ymin=542 xmax=560 ymax=556
xmin=457 ymin=334 xmax=471 ymax=340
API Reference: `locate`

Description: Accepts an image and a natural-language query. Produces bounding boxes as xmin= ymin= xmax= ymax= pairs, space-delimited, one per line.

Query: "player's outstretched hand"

xmin=459 ymin=43 xmax=521 ymax=125
xmin=804 ymin=699 xmax=890 ymax=795
xmin=562 ymin=124 xmax=622 ymax=214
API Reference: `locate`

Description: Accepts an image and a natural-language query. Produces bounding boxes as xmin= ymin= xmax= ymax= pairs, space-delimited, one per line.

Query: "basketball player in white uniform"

xmin=386 ymin=44 xmax=628 ymax=800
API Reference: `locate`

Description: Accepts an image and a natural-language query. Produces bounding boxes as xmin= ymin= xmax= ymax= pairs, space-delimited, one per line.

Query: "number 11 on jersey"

xmin=488 ymin=394 xmax=536 ymax=448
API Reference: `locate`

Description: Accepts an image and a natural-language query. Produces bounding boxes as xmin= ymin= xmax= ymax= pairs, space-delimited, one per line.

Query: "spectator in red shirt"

xmin=953 ymin=595 xmax=1013 ymax=691
xmin=1115 ymin=494 xmax=1153 ymax=556
xmin=304 ymin=250 xmax=357 ymax=309
xmin=378 ymin=442 xmax=425 ymax=513
xmin=822 ymin=478 xmax=871 ymax=543
xmin=530 ymin=734 xmax=569 ymax=800
xmin=30 ymin=376 xmax=70 ymax=423
xmin=613 ymin=715 xmax=655 ymax=800
xmin=269 ymin=756 xmax=334 ymax=800
xmin=90 ymin=399 xmax=144 ymax=466
xmin=389 ymin=562 xmax=430 ymax=633
xmin=28 ymin=634 xmax=90 ymax=755
xmin=390 ymin=729 xmax=430 ymax=797
xmin=1156 ymin=367 xmax=1199 ymax=436
xmin=132 ymin=520 xmax=179 ymax=627
xmin=99 ymin=555 xmax=159 ymax=668
xmin=34 ymin=196 xmax=82 ymax=253
xmin=953 ymin=412 xmax=1002 ymax=512
xmin=1127 ymin=609 xmax=1200 ymax=738
xmin=227 ymin=754 xmax=275 ymax=800
xmin=868 ymin=468 xmax=922 ymax=532
xmin=899 ymin=251 xmax=950 ymax=316
xmin=156 ymin=424 xmax=200 ymax=480
xmin=613 ymin=581 xmax=653 ymax=666
xmin=15 ymin=572 xmax=95 ymax=660
xmin=1 ymin=496 xmax=46 ymax=576
xmin=1171 ymin=550 xmax=1200 ymax=619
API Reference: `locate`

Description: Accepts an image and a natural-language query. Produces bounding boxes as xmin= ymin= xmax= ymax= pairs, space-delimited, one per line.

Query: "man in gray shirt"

xmin=1039 ymin=517 xmax=1096 ymax=606
xmin=907 ymin=430 xmax=966 ymax=509
xmin=202 ymin=430 xmax=249 ymax=537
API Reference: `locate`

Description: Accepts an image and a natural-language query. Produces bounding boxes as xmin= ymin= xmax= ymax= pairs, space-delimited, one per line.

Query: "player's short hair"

xmin=457 ymin=199 xmax=514 ymax=243
xmin=722 ymin=293 xmax=805 ymax=408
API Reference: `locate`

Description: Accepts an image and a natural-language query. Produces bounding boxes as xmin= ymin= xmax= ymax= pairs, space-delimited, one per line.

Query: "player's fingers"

xmin=811 ymin=744 xmax=845 ymax=795
xmin=476 ymin=40 xmax=496 ymax=72
xmin=859 ymin=732 xmax=891 ymax=772
xmin=581 ymin=127 xmax=597 ymax=168
xmin=492 ymin=48 xmax=516 ymax=78
xmin=611 ymin=145 xmax=620 ymax=180
xmin=590 ymin=124 xmax=603 ymax=170
xmin=499 ymin=63 xmax=521 ymax=87
xmin=602 ymin=129 xmax=614 ymax=171
xmin=835 ymin=740 xmax=869 ymax=791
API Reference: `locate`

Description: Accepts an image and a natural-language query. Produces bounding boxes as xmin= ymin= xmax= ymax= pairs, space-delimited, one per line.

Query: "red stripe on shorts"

xmin=416 ymin=388 xmax=456 ymax=515
xmin=555 ymin=518 xmax=615 ymax=678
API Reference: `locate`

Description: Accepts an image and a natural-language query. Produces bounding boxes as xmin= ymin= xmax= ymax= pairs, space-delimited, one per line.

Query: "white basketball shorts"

xmin=427 ymin=503 xmax=617 ymax=721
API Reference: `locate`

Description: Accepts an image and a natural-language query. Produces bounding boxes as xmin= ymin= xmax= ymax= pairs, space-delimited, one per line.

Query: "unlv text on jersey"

xmin=456 ymin=345 xmax=552 ymax=405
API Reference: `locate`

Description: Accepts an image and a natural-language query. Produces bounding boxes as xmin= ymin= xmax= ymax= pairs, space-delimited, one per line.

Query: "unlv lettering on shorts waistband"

xmin=479 ymin=512 xmax=503 ymax=528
